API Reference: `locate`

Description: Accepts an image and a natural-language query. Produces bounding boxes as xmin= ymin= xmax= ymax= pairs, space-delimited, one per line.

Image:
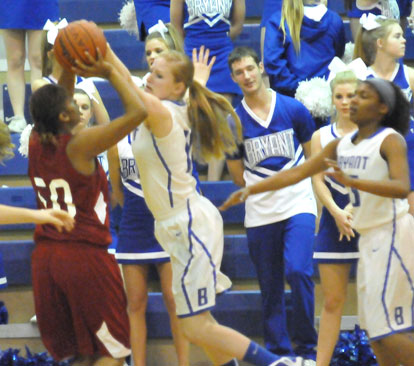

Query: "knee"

xmin=7 ymin=52 xmax=25 ymax=70
xmin=126 ymin=290 xmax=148 ymax=315
xmin=323 ymin=292 xmax=346 ymax=313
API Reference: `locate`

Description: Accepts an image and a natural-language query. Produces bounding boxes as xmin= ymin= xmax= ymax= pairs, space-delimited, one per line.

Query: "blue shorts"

xmin=185 ymin=34 xmax=241 ymax=95
xmin=115 ymin=189 xmax=169 ymax=264
xmin=314 ymin=208 xmax=359 ymax=264
xmin=347 ymin=2 xmax=382 ymax=18
xmin=134 ymin=0 xmax=170 ymax=41
xmin=0 ymin=0 xmax=59 ymax=30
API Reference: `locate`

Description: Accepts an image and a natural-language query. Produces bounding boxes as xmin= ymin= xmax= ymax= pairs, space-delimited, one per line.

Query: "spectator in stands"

xmin=109 ymin=22 xmax=190 ymax=366
xmin=260 ymin=0 xmax=327 ymax=59
xmin=27 ymin=46 xmax=147 ymax=365
xmin=0 ymin=0 xmax=59 ymax=133
xmin=310 ymin=70 xmax=359 ymax=366
xmin=263 ymin=0 xmax=345 ymax=98
xmin=170 ymin=0 xmax=245 ymax=180
xmin=353 ymin=14 xmax=414 ymax=215
xmin=226 ymin=46 xmax=318 ymax=362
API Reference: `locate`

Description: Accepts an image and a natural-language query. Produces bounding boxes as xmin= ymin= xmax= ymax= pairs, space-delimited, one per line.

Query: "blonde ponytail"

xmin=187 ymin=81 xmax=242 ymax=162
xmin=280 ymin=0 xmax=304 ymax=54
xmin=160 ymin=50 xmax=242 ymax=162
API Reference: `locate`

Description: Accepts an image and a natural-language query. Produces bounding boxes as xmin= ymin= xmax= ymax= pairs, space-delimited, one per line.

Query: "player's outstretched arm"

xmin=220 ymin=138 xmax=340 ymax=210
xmin=0 ymin=205 xmax=74 ymax=232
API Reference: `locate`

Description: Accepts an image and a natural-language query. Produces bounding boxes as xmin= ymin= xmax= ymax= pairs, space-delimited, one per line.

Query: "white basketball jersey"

xmin=336 ymin=128 xmax=409 ymax=231
xmin=131 ymin=100 xmax=198 ymax=220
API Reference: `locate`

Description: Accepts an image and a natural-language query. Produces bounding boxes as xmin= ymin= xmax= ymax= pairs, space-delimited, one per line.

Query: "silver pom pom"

xmin=342 ymin=42 xmax=355 ymax=65
xmin=18 ymin=124 xmax=33 ymax=157
xmin=295 ymin=77 xmax=332 ymax=119
xmin=119 ymin=1 xmax=139 ymax=39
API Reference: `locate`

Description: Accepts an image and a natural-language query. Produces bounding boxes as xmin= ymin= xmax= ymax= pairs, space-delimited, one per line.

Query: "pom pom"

xmin=331 ymin=325 xmax=378 ymax=366
xmin=295 ymin=77 xmax=332 ymax=119
xmin=0 ymin=302 xmax=8 ymax=325
xmin=0 ymin=347 xmax=71 ymax=366
xmin=18 ymin=124 xmax=33 ymax=158
xmin=342 ymin=42 xmax=355 ymax=65
xmin=119 ymin=1 xmax=139 ymax=39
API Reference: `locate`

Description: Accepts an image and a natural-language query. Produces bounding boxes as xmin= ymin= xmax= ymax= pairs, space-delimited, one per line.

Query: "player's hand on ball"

xmin=72 ymin=49 xmax=113 ymax=79
xmin=219 ymin=187 xmax=250 ymax=211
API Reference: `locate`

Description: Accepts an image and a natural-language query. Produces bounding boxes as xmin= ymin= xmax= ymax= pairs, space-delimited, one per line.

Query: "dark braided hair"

xmin=29 ymin=84 xmax=70 ymax=145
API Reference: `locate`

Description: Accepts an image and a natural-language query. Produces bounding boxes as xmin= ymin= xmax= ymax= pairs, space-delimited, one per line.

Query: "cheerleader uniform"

xmin=115 ymin=133 xmax=170 ymax=264
xmin=0 ymin=0 xmax=59 ymax=30
xmin=183 ymin=0 xmax=241 ymax=95
xmin=337 ymin=127 xmax=414 ymax=340
xmin=367 ymin=64 xmax=414 ymax=192
xmin=313 ymin=123 xmax=359 ymax=263
xmin=228 ymin=89 xmax=317 ymax=357
xmin=348 ymin=0 xmax=410 ymax=18
xmin=133 ymin=0 xmax=170 ymax=41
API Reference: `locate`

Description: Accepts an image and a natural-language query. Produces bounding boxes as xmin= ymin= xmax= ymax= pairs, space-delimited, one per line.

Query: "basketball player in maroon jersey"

xmin=27 ymin=48 xmax=147 ymax=366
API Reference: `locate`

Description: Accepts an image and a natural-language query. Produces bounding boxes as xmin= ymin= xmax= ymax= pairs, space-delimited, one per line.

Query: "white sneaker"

xmin=6 ymin=116 xmax=27 ymax=133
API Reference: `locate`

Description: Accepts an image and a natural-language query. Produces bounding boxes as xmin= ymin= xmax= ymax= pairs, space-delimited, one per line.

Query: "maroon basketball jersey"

xmin=28 ymin=132 xmax=111 ymax=247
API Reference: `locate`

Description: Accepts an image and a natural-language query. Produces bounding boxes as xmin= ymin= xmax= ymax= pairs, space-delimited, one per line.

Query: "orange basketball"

xmin=54 ymin=20 xmax=107 ymax=71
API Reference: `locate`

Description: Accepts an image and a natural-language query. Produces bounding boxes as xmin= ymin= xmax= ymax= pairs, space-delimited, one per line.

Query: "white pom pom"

xmin=18 ymin=124 xmax=33 ymax=157
xmin=342 ymin=42 xmax=355 ymax=65
xmin=119 ymin=1 xmax=139 ymax=39
xmin=295 ymin=77 xmax=332 ymax=119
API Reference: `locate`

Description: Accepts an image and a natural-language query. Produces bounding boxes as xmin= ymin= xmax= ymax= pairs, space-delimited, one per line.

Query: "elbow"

xmin=398 ymin=187 xmax=411 ymax=199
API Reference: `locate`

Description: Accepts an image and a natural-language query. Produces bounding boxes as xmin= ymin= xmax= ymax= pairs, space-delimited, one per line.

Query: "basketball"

xmin=54 ymin=20 xmax=107 ymax=71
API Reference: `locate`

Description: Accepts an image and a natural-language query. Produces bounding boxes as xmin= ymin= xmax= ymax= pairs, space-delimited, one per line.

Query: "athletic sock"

xmin=242 ymin=341 xmax=280 ymax=366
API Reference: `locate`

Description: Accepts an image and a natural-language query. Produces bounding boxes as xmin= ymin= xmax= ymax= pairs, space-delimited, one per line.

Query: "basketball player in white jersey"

xmin=221 ymin=78 xmax=414 ymax=366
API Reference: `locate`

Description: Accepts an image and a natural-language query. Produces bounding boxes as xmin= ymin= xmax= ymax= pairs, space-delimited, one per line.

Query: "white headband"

xmin=327 ymin=57 xmax=369 ymax=82
xmin=43 ymin=18 xmax=68 ymax=45
xmin=359 ymin=13 xmax=385 ymax=31
xmin=148 ymin=20 xmax=168 ymax=40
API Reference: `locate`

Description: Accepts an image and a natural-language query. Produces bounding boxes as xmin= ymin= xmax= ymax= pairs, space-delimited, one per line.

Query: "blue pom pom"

xmin=0 ymin=347 xmax=71 ymax=366
xmin=331 ymin=325 xmax=378 ymax=366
